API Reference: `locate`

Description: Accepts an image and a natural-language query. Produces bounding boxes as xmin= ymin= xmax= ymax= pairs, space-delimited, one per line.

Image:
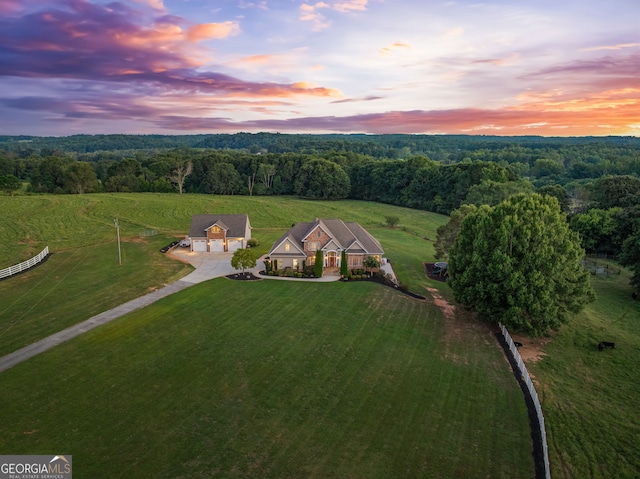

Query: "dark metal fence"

xmin=499 ymin=322 xmax=551 ymax=479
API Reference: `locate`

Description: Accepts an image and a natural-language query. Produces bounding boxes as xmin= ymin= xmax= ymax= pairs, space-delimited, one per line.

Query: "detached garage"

xmin=187 ymin=214 xmax=252 ymax=253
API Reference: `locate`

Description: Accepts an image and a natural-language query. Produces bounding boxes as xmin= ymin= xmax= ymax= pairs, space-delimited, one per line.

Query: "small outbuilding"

xmin=188 ymin=214 xmax=251 ymax=253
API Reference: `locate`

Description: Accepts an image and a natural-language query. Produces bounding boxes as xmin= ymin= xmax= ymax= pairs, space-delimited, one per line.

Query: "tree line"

xmin=1 ymin=133 xmax=638 ymax=305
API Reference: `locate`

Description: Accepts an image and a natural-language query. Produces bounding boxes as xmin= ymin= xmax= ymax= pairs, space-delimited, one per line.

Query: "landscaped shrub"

xmin=314 ymin=251 xmax=323 ymax=278
xmin=247 ymin=238 xmax=259 ymax=248
xmin=340 ymin=251 xmax=348 ymax=276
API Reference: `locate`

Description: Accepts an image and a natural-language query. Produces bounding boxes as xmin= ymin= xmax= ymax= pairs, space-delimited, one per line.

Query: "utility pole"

xmin=114 ymin=218 xmax=122 ymax=266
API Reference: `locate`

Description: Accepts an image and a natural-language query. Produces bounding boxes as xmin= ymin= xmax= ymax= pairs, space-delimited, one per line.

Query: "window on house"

xmin=285 ymin=243 xmax=290 ymax=251
xmin=293 ymin=259 xmax=298 ymax=269
xmin=316 ymin=230 xmax=321 ymax=238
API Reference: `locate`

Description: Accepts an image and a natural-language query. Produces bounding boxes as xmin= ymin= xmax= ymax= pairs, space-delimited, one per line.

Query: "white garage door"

xmin=227 ymin=240 xmax=243 ymax=252
xmin=209 ymin=240 xmax=225 ymax=252
xmin=192 ymin=240 xmax=207 ymax=252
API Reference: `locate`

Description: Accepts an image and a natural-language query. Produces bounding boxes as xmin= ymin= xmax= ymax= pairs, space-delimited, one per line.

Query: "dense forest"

xmin=1 ymin=133 xmax=639 ymax=289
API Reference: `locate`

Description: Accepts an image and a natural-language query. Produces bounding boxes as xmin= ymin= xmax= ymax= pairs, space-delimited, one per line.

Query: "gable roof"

xmin=268 ymin=218 xmax=383 ymax=256
xmin=189 ymin=214 xmax=249 ymax=238
xmin=269 ymin=233 xmax=307 ymax=256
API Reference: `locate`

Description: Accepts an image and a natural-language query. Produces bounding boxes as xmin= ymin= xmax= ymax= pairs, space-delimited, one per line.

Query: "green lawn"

xmin=0 ymin=236 xmax=190 ymax=356
xmin=0 ymin=194 xmax=447 ymax=267
xmin=0 ymin=194 xmax=446 ymax=355
xmin=529 ymin=266 xmax=640 ymax=478
xmin=0 ymin=193 xmax=538 ymax=478
xmin=3 ymin=193 xmax=640 ymax=477
xmin=0 ymin=280 xmax=533 ymax=478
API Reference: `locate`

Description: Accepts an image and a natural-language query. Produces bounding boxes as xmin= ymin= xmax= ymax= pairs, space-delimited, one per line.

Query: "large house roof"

xmin=269 ymin=218 xmax=383 ymax=256
xmin=188 ymin=214 xmax=249 ymax=238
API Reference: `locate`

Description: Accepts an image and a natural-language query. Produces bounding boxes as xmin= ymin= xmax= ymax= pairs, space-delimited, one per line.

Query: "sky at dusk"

xmin=0 ymin=0 xmax=639 ymax=136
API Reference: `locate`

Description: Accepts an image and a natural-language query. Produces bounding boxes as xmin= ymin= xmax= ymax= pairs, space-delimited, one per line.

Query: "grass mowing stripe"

xmin=0 ymin=194 xmax=537 ymax=478
xmin=0 ymin=246 xmax=94 ymax=339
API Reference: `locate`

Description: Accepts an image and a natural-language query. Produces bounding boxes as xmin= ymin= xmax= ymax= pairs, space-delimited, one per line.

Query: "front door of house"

xmin=328 ymin=253 xmax=336 ymax=267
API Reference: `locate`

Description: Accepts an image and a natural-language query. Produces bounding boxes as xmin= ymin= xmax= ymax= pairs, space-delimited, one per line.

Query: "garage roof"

xmin=189 ymin=214 xmax=249 ymax=238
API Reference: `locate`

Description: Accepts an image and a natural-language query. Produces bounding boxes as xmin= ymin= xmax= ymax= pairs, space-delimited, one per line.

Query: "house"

xmin=188 ymin=214 xmax=251 ymax=252
xmin=267 ymin=218 xmax=383 ymax=273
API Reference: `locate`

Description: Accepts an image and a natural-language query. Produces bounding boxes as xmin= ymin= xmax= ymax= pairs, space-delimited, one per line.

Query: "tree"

xmin=449 ymin=193 xmax=595 ymax=336
xmin=29 ymin=156 xmax=68 ymax=193
xmin=385 ymin=216 xmax=399 ymax=228
xmin=0 ymin=174 xmax=21 ymax=195
xmin=340 ymin=250 xmax=348 ymax=276
xmin=230 ymin=248 xmax=257 ymax=274
xmin=169 ymin=160 xmax=192 ymax=194
xmin=258 ymin=163 xmax=275 ymax=191
xmin=203 ymin=163 xmax=242 ymax=195
xmin=591 ymin=175 xmax=640 ymax=209
xmin=537 ymin=184 xmax=570 ymax=213
xmin=64 ymin=161 xmax=99 ymax=194
xmin=466 ymin=179 xmax=534 ymax=207
xmin=434 ymin=204 xmax=477 ymax=261
xmin=314 ymin=250 xmax=323 ymax=278
xmin=363 ymin=255 xmax=380 ymax=274
xmin=569 ymin=207 xmax=624 ymax=254
xmin=620 ymin=229 xmax=640 ymax=291
xmin=294 ymin=158 xmax=351 ymax=200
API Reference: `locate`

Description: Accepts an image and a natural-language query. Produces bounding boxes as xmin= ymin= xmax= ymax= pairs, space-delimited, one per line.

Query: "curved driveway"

xmin=0 ymin=248 xmax=345 ymax=372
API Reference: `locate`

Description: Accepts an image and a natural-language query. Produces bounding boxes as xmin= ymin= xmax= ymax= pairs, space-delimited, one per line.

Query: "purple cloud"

xmin=0 ymin=0 xmax=340 ymax=98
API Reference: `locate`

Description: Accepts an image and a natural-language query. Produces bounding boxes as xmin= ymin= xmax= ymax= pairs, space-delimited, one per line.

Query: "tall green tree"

xmin=202 ymin=162 xmax=242 ymax=195
xmin=314 ymin=250 xmax=323 ymax=278
xmin=569 ymin=207 xmax=624 ymax=254
xmin=340 ymin=250 xmax=348 ymax=276
xmin=620 ymin=229 xmax=640 ymax=291
xmin=64 ymin=161 xmax=99 ymax=194
xmin=465 ymin=179 xmax=534 ymax=207
xmin=434 ymin=204 xmax=478 ymax=261
xmin=449 ymin=193 xmax=594 ymax=335
xmin=294 ymin=159 xmax=351 ymax=200
xmin=0 ymin=174 xmax=21 ymax=195
xmin=591 ymin=175 xmax=640 ymax=209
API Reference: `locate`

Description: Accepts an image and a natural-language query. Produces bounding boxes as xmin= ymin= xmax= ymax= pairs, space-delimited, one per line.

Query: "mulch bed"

xmin=424 ymin=262 xmax=448 ymax=283
xmin=226 ymin=272 xmax=262 ymax=281
xmin=341 ymin=276 xmax=426 ymax=300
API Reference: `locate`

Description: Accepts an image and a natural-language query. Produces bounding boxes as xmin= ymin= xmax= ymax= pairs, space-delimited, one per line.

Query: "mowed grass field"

xmin=5 ymin=193 xmax=640 ymax=477
xmin=529 ymin=266 xmax=640 ymax=478
xmin=0 ymin=280 xmax=533 ymax=478
xmin=0 ymin=193 xmax=536 ymax=478
xmin=0 ymin=194 xmax=445 ymax=355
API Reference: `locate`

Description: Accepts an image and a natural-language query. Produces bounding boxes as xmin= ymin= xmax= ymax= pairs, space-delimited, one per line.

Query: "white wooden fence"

xmin=0 ymin=246 xmax=49 ymax=279
xmin=499 ymin=322 xmax=551 ymax=479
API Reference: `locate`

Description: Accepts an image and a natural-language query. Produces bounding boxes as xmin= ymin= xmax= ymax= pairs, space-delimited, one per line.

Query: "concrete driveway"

xmin=168 ymin=248 xmax=263 ymax=284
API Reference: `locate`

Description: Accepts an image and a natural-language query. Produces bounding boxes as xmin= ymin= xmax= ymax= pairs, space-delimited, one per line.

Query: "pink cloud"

xmin=186 ymin=21 xmax=240 ymax=42
xmin=150 ymin=103 xmax=639 ymax=136
xmin=0 ymin=0 xmax=340 ymax=99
